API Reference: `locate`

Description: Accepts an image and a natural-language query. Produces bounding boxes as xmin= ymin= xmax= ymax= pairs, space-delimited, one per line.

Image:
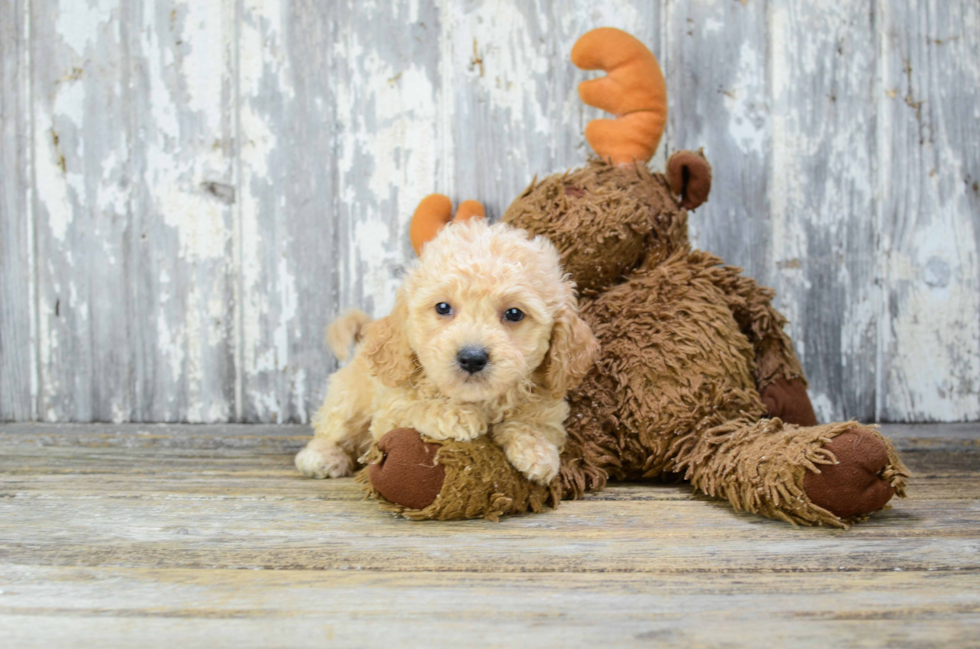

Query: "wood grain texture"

xmin=127 ymin=0 xmax=238 ymax=422
xmin=2 ymin=0 xmax=979 ymax=423
xmin=30 ymin=0 xmax=133 ymax=422
xmin=237 ymin=0 xmax=337 ymax=423
xmin=1 ymin=567 xmax=978 ymax=649
xmin=0 ymin=422 xmax=978 ymax=647
xmin=877 ymin=0 xmax=980 ymax=422
xmin=666 ymin=0 xmax=771 ymax=284
xmin=0 ymin=0 xmax=34 ymax=420
xmin=769 ymin=2 xmax=878 ymax=422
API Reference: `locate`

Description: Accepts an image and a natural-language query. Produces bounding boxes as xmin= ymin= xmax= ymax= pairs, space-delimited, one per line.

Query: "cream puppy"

xmin=295 ymin=218 xmax=598 ymax=485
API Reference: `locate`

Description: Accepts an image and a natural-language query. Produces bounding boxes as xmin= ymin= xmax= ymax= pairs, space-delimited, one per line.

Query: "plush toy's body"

xmin=361 ymin=28 xmax=909 ymax=527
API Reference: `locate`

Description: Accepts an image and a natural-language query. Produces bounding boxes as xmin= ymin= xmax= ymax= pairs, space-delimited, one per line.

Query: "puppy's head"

xmin=361 ymin=219 xmax=598 ymax=402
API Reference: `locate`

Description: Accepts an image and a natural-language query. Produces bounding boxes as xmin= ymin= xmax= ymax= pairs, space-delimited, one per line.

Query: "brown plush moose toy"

xmin=360 ymin=28 xmax=909 ymax=527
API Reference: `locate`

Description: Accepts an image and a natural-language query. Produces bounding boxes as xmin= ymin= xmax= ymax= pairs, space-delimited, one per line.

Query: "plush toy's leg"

xmin=703 ymin=260 xmax=817 ymax=425
xmin=677 ymin=418 xmax=910 ymax=527
xmin=555 ymin=423 xmax=611 ymax=500
xmin=359 ymin=428 xmax=559 ymax=521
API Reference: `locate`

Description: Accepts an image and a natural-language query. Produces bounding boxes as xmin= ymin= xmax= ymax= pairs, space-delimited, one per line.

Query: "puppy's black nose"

xmin=457 ymin=346 xmax=489 ymax=374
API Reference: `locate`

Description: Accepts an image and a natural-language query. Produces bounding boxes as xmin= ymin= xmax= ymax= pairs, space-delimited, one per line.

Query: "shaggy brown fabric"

xmin=761 ymin=377 xmax=818 ymax=426
xmin=696 ymin=261 xmax=806 ymax=391
xmin=368 ymin=428 xmax=445 ymax=510
xmin=360 ymin=432 xmax=558 ymax=521
xmin=666 ymin=149 xmax=712 ymax=209
xmin=804 ymin=428 xmax=906 ymax=519
xmin=367 ymin=155 xmax=909 ymax=526
xmin=503 ymin=160 xmax=676 ymax=292
xmin=682 ymin=419 xmax=908 ymax=527
xmin=564 ymin=249 xmax=763 ymax=490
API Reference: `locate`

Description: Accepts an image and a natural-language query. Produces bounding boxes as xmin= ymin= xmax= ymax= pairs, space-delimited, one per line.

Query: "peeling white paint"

xmin=35 ymin=58 xmax=90 ymax=243
xmin=446 ymin=4 xmax=552 ymax=137
xmin=435 ymin=3 xmax=457 ymax=194
xmin=274 ymin=254 xmax=298 ymax=369
xmin=184 ymin=281 xmax=204 ymax=422
xmin=883 ymin=208 xmax=980 ymax=418
xmin=331 ymin=24 xmax=443 ymax=321
xmin=156 ymin=278 xmax=185 ymax=386
xmin=702 ymin=17 xmax=723 ymax=34
xmin=33 ymin=116 xmax=75 ymax=243
xmin=156 ymin=185 xmax=229 ymax=261
xmin=180 ymin=1 xmax=229 ymax=136
xmin=767 ymin=1 xmax=883 ymax=421
xmin=292 ymin=368 xmax=308 ymax=423
xmin=876 ymin=0 xmax=980 ymax=421
xmin=8 ymin=0 xmax=979 ymax=424
xmin=237 ymin=0 xmax=308 ymax=422
xmin=724 ymin=41 xmax=768 ymax=156
xmin=810 ymin=392 xmax=836 ymax=425
xmin=56 ymin=0 xmax=117 ymax=57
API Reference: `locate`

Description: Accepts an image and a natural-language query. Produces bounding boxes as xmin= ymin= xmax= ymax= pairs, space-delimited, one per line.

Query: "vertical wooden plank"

xmin=441 ymin=0 xmax=558 ymax=209
xmin=31 ymin=0 xmax=133 ymax=421
xmin=877 ymin=0 xmax=980 ymax=421
xmin=665 ymin=0 xmax=772 ymax=286
xmin=328 ymin=0 xmax=445 ymax=353
xmin=32 ymin=0 xmax=237 ymax=422
xmin=768 ymin=3 xmax=877 ymax=422
xmin=444 ymin=0 xmax=663 ymax=215
xmin=0 ymin=0 xmax=35 ymax=420
xmin=237 ymin=0 xmax=331 ymax=423
xmin=238 ymin=1 xmax=446 ymax=422
xmin=127 ymin=0 xmax=237 ymax=421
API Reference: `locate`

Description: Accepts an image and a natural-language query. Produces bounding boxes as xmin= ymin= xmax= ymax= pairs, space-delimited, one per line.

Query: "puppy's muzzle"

xmin=457 ymin=346 xmax=489 ymax=374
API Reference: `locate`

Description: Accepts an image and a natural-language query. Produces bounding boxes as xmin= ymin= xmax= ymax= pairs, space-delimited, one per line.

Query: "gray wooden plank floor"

xmin=0 ymin=423 xmax=978 ymax=648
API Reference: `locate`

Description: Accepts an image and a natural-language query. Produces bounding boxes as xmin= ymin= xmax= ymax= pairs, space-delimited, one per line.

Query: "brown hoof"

xmin=761 ymin=377 xmax=818 ymax=426
xmin=804 ymin=428 xmax=896 ymax=518
xmin=368 ymin=428 xmax=445 ymax=510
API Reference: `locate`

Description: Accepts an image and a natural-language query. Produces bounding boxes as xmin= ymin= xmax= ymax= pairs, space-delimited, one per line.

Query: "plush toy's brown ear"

xmin=360 ymin=295 xmax=416 ymax=388
xmin=543 ymin=297 xmax=600 ymax=398
xmin=666 ymin=149 xmax=712 ymax=210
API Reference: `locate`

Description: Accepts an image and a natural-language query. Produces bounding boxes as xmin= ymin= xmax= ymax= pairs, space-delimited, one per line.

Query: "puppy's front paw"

xmin=295 ymin=438 xmax=353 ymax=479
xmin=503 ymin=435 xmax=560 ymax=485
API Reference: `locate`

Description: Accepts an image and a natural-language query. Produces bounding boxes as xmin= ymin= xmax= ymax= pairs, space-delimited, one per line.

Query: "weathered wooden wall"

xmin=1 ymin=0 xmax=978 ymax=424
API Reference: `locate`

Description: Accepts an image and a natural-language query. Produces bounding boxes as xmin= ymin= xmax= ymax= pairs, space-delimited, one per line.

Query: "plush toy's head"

xmin=501 ymin=161 xmax=671 ymax=292
xmin=502 ymin=28 xmax=712 ymax=293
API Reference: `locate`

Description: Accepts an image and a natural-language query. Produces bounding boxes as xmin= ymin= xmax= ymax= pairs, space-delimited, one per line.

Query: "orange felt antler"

xmin=409 ymin=194 xmax=485 ymax=256
xmin=572 ymin=28 xmax=667 ymax=166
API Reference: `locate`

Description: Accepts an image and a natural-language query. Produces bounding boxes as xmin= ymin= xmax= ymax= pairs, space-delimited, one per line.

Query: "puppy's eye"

xmin=435 ymin=302 xmax=453 ymax=316
xmin=503 ymin=308 xmax=524 ymax=322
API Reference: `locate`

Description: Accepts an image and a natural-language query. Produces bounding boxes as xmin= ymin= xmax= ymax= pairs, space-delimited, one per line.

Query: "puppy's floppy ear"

xmin=360 ymin=295 xmax=416 ymax=388
xmin=543 ymin=294 xmax=600 ymax=398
